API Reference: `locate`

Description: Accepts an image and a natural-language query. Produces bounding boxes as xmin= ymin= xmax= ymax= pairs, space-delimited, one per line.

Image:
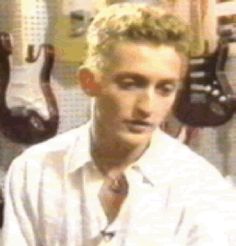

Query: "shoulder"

xmin=155 ymin=132 xmax=236 ymax=242
xmin=21 ymin=122 xmax=88 ymax=161
xmin=24 ymin=123 xmax=89 ymax=159
xmin=6 ymin=122 xmax=90 ymax=186
xmin=151 ymin=129 xmax=212 ymax=168
xmin=157 ymin=130 xmax=217 ymax=170
xmin=149 ymin=129 xmax=229 ymax=191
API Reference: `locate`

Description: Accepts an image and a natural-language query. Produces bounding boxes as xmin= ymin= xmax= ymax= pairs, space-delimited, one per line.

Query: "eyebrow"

xmin=111 ymin=72 xmax=148 ymax=83
xmin=111 ymin=72 xmax=181 ymax=84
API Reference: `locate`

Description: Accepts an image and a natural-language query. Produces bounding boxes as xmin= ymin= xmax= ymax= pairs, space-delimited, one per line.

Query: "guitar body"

xmin=175 ymin=43 xmax=235 ymax=127
xmin=0 ymin=33 xmax=59 ymax=144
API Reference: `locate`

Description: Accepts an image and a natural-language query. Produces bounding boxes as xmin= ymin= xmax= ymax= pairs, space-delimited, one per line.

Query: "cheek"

xmin=107 ymin=89 xmax=136 ymax=107
xmin=96 ymin=94 xmax=130 ymax=119
xmin=156 ymin=95 xmax=177 ymax=116
xmin=168 ymin=94 xmax=177 ymax=108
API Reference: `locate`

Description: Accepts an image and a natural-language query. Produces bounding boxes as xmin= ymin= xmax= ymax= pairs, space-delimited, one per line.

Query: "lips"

xmin=125 ymin=120 xmax=154 ymax=133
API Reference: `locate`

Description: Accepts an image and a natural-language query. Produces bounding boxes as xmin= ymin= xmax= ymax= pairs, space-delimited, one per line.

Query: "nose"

xmin=135 ymin=89 xmax=155 ymax=117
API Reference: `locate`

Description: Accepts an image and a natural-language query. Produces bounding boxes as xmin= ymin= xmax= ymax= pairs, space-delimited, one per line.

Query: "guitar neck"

xmin=8 ymin=0 xmax=49 ymax=66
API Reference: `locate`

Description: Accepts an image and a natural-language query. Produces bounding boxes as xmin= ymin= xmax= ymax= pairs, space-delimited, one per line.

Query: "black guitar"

xmin=175 ymin=38 xmax=236 ymax=127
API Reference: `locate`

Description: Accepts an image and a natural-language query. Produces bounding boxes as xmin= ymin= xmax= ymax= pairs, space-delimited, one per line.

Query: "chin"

xmin=117 ymin=131 xmax=152 ymax=147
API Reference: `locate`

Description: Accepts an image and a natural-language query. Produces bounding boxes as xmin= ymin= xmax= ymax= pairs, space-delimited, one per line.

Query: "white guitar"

xmin=0 ymin=32 xmax=59 ymax=144
xmin=0 ymin=0 xmax=59 ymax=144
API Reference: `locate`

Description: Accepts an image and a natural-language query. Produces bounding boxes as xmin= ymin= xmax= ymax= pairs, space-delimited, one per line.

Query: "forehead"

xmin=103 ymin=41 xmax=185 ymax=80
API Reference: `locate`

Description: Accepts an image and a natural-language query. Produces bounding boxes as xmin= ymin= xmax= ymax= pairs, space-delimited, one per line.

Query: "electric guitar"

xmin=175 ymin=15 xmax=236 ymax=127
xmin=0 ymin=32 xmax=59 ymax=144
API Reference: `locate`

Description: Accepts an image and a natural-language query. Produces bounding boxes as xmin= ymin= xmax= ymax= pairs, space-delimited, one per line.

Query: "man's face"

xmin=94 ymin=41 xmax=185 ymax=146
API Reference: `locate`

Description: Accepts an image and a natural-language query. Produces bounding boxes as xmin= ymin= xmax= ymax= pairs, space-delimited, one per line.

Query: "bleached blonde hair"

xmin=83 ymin=2 xmax=191 ymax=72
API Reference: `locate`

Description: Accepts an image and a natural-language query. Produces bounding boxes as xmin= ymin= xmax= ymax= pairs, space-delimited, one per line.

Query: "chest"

xmin=39 ymin=174 xmax=192 ymax=246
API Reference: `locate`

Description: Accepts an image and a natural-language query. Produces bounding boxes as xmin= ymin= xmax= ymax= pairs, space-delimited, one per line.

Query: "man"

xmin=3 ymin=3 xmax=236 ymax=246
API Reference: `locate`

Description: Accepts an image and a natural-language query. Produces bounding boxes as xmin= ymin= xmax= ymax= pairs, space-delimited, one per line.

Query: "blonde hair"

xmin=83 ymin=2 xmax=191 ymax=72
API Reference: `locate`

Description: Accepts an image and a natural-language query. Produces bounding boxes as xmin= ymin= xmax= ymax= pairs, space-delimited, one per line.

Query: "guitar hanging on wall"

xmin=0 ymin=32 xmax=59 ymax=144
xmin=175 ymin=22 xmax=236 ymax=127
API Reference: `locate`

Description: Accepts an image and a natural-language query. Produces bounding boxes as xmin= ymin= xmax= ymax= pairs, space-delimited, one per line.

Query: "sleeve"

xmin=186 ymin=164 xmax=236 ymax=246
xmin=2 ymin=155 xmax=39 ymax=246
xmin=186 ymin=209 xmax=230 ymax=246
xmin=220 ymin=187 xmax=236 ymax=246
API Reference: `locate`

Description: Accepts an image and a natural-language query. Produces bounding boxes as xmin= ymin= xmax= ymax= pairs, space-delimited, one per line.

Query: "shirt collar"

xmin=66 ymin=122 xmax=177 ymax=186
xmin=132 ymin=128 xmax=178 ymax=186
xmin=65 ymin=121 xmax=93 ymax=173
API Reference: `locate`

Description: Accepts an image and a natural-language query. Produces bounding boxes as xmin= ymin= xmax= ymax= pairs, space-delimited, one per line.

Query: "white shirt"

xmin=3 ymin=122 xmax=236 ymax=246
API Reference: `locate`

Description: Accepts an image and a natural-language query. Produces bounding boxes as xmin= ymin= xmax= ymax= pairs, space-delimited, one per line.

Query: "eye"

xmin=156 ymin=82 xmax=178 ymax=96
xmin=115 ymin=77 xmax=143 ymax=90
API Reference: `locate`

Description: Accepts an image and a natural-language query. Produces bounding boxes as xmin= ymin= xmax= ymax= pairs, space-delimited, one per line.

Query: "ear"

xmin=77 ymin=68 xmax=101 ymax=97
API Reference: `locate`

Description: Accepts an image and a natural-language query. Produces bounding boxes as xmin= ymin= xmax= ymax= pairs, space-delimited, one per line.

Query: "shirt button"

xmin=101 ymin=230 xmax=115 ymax=242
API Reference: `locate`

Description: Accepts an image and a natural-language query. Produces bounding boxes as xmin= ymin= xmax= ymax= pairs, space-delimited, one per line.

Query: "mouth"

xmin=125 ymin=120 xmax=155 ymax=133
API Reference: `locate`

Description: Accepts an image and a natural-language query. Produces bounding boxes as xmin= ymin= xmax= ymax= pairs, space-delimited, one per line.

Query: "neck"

xmin=91 ymin=121 xmax=149 ymax=176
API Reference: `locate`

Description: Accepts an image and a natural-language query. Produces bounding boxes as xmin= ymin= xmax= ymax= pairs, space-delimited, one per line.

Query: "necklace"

xmin=94 ymin=161 xmax=129 ymax=195
xmin=107 ymin=174 xmax=129 ymax=195
xmin=99 ymin=172 xmax=129 ymax=223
